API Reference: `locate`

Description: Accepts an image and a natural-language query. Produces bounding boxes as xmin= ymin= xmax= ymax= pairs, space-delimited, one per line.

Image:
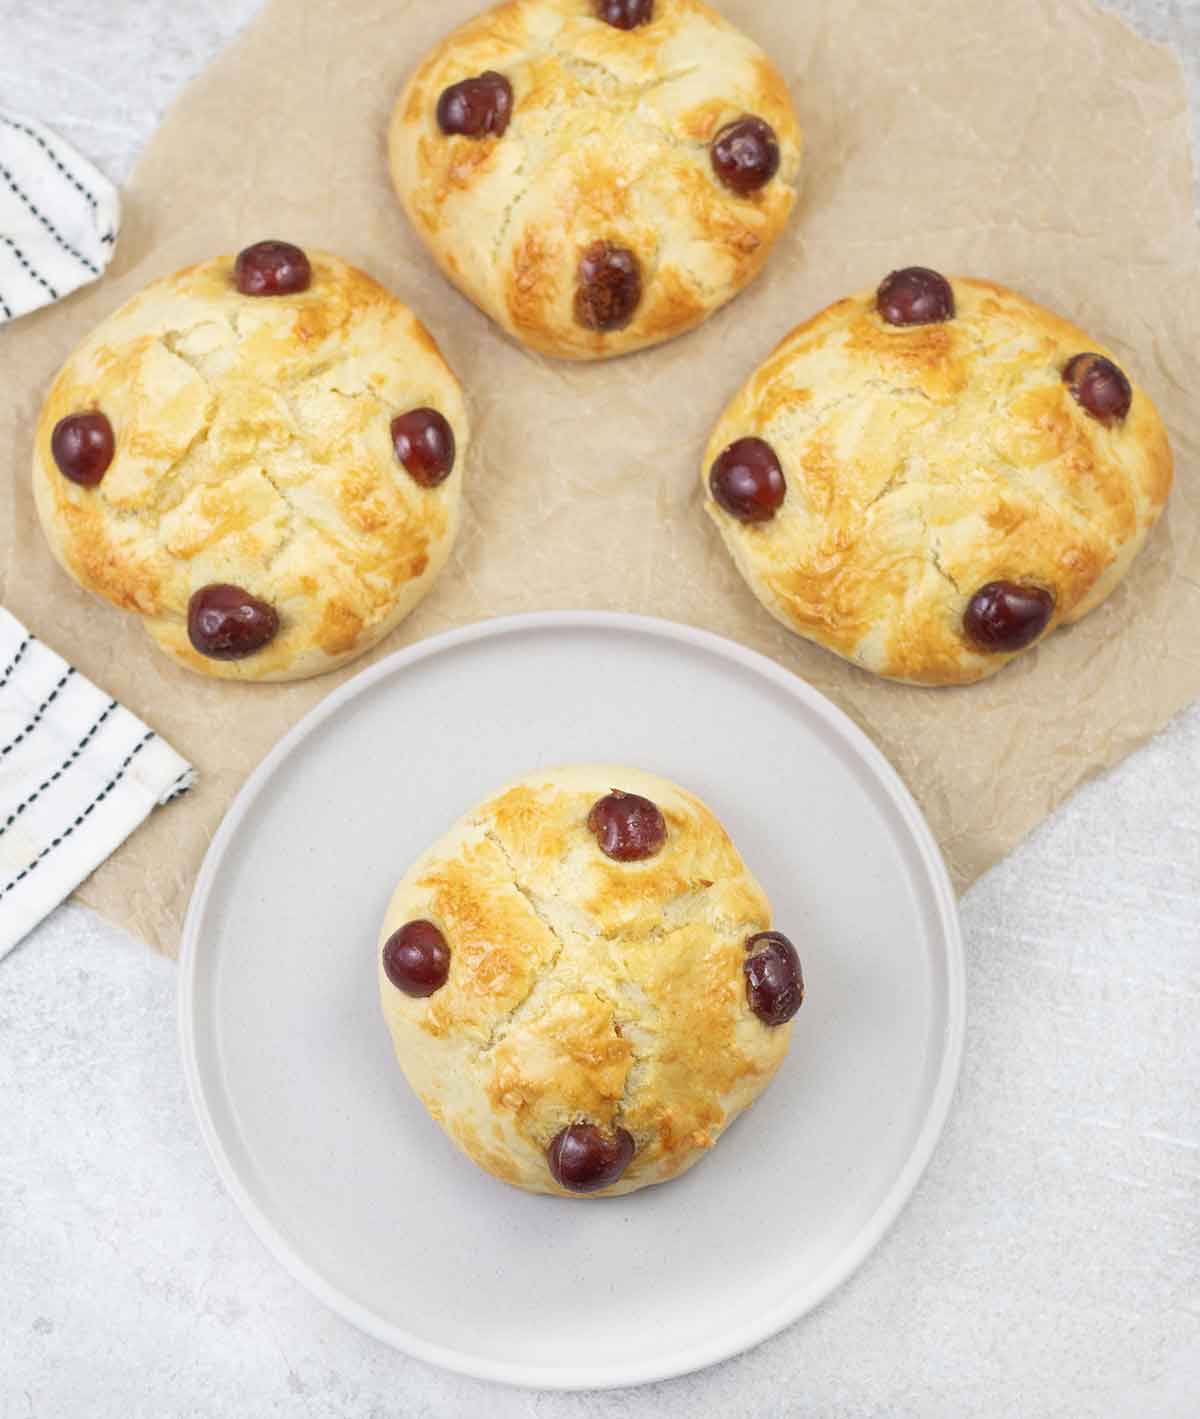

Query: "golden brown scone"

xmin=703 ymin=270 xmax=1174 ymax=686
xmin=388 ymin=0 xmax=802 ymax=360
xmin=34 ymin=244 xmax=468 ymax=682
xmin=378 ymin=765 xmax=804 ymax=1197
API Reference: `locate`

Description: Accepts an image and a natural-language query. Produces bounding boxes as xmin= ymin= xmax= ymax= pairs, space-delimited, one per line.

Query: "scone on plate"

xmin=378 ymin=765 xmax=804 ymax=1197
xmin=34 ymin=242 xmax=468 ymax=681
xmin=703 ymin=268 xmax=1174 ymax=686
xmin=388 ymin=0 xmax=802 ymax=360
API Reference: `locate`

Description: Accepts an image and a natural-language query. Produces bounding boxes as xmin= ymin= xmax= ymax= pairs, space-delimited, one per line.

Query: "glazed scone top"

xmin=390 ymin=0 xmax=802 ymax=359
xmin=34 ymin=251 xmax=468 ymax=681
xmin=704 ymin=277 xmax=1173 ymax=685
xmin=378 ymin=765 xmax=794 ymax=1197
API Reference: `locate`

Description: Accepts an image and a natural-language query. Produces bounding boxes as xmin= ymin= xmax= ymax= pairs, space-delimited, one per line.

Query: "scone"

xmin=377 ymin=765 xmax=804 ymax=1197
xmin=388 ymin=0 xmax=802 ymax=360
xmin=703 ymin=268 xmax=1173 ymax=685
xmin=34 ymin=242 xmax=468 ymax=681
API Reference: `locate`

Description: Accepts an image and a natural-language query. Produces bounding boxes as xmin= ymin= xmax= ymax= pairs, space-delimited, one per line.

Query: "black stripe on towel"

xmin=0 ymin=700 xmax=119 ymax=839
xmin=0 ymin=232 xmax=58 ymax=299
xmin=0 ymin=731 xmax=155 ymax=904
xmin=0 ymin=161 xmax=101 ymax=275
xmin=0 ymin=668 xmax=76 ymax=759
xmin=161 ymin=772 xmax=194 ymax=805
xmin=0 ymin=114 xmax=100 ymax=212
xmin=0 ymin=636 xmax=32 ymax=689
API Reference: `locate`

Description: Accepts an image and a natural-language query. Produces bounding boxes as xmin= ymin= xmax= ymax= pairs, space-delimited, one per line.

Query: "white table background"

xmin=2 ymin=2 xmax=1198 ymax=1415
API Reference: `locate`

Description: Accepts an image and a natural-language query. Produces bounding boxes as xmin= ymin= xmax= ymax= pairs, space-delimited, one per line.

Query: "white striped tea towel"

xmin=0 ymin=609 xmax=194 ymax=959
xmin=0 ymin=110 xmax=120 ymax=325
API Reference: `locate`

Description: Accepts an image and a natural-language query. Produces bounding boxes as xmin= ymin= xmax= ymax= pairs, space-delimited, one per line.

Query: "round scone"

xmin=34 ymin=242 xmax=468 ymax=681
xmin=388 ymin=0 xmax=802 ymax=360
xmin=377 ymin=765 xmax=804 ymax=1197
xmin=703 ymin=268 xmax=1174 ymax=686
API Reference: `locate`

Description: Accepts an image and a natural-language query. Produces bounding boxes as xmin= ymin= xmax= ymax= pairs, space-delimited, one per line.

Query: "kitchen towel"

xmin=0 ymin=110 xmax=119 ymax=326
xmin=0 ymin=608 xmax=193 ymax=959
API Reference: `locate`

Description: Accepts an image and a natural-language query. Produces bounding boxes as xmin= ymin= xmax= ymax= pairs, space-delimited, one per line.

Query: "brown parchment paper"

xmin=1 ymin=0 xmax=1198 ymax=955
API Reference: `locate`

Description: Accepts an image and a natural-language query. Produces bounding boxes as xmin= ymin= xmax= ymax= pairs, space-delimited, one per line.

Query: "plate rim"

xmin=177 ymin=609 xmax=965 ymax=1391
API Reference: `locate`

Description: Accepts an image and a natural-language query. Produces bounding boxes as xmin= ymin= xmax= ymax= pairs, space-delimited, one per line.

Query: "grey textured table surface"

xmin=2 ymin=2 xmax=1199 ymax=1416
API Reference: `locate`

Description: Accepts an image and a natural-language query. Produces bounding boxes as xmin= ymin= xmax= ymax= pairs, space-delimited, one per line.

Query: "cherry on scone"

xmin=436 ymin=71 xmax=513 ymax=138
xmin=187 ymin=584 xmax=280 ymax=660
xmin=876 ymin=267 xmax=955 ymax=327
xmin=382 ymin=920 xmax=451 ymax=998
xmin=51 ymin=412 xmax=114 ymax=487
xmin=588 ymin=790 xmax=667 ymax=862
xmin=547 ymin=1123 xmax=636 ymax=1192
xmin=391 ymin=408 xmax=456 ymax=487
xmin=709 ymin=437 xmax=786 ymax=523
xmin=963 ymin=581 xmax=1055 ymax=653
xmin=744 ymin=931 xmax=804 ymax=1026
xmin=595 ymin=0 xmax=654 ymax=30
xmin=234 ymin=240 xmax=312 ymax=296
xmin=1063 ymin=353 xmax=1132 ymax=426
xmin=711 ymin=117 xmax=781 ymax=195
xmin=575 ymin=241 xmax=642 ymax=332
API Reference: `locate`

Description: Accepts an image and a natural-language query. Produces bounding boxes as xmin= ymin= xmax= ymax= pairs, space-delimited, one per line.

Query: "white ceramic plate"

xmin=179 ymin=612 xmax=964 ymax=1390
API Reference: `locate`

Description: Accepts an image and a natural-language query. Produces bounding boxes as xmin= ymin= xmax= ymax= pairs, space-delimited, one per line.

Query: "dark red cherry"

xmin=391 ymin=409 xmax=456 ymax=487
xmin=709 ymin=438 xmax=786 ymax=523
xmin=234 ymin=241 xmax=311 ymax=296
xmin=186 ymin=584 xmax=280 ymax=660
xmin=1063 ymin=353 xmax=1132 ymax=426
xmin=51 ymin=412 xmax=114 ymax=486
xmin=382 ymin=920 xmax=451 ymax=998
xmin=744 ymin=932 xmax=804 ymax=1027
xmin=547 ymin=1123 xmax=635 ymax=1193
xmin=436 ymin=71 xmax=513 ymax=138
xmin=595 ymin=0 xmax=654 ymax=30
xmin=963 ymin=581 xmax=1055 ymax=653
xmin=711 ymin=117 xmax=781 ymax=195
xmin=876 ymin=267 xmax=955 ymax=327
xmin=587 ymin=791 xmax=667 ymax=862
xmin=575 ymin=242 xmax=642 ymax=332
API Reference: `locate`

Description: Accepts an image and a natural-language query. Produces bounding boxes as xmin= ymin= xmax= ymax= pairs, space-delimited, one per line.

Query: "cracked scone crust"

xmin=378 ymin=765 xmax=790 ymax=1196
xmin=33 ymin=252 xmax=468 ymax=681
xmin=703 ymin=278 xmax=1174 ymax=686
xmin=388 ymin=0 xmax=802 ymax=359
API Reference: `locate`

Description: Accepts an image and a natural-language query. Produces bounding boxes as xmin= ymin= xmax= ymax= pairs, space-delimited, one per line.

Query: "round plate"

xmin=179 ymin=612 xmax=964 ymax=1390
